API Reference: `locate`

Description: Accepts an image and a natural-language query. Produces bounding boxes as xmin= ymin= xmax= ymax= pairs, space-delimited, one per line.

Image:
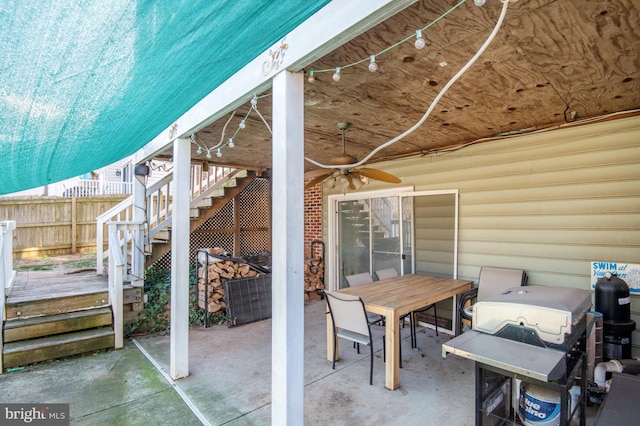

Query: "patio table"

xmin=327 ymin=274 xmax=472 ymax=390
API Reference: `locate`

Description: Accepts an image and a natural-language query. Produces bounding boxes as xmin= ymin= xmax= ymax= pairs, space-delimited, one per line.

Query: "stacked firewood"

xmin=304 ymin=257 xmax=325 ymax=301
xmin=197 ymin=249 xmax=261 ymax=314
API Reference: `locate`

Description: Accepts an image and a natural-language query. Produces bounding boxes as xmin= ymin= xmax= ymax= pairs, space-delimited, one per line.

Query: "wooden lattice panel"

xmin=150 ymin=178 xmax=270 ymax=271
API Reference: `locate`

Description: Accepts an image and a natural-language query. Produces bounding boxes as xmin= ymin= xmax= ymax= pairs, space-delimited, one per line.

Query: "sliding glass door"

xmin=329 ymin=188 xmax=457 ymax=289
xmin=333 ymin=189 xmax=414 ymax=289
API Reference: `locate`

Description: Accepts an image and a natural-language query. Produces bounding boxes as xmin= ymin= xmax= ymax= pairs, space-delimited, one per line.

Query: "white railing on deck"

xmin=96 ymin=198 xmax=134 ymax=275
xmin=108 ymin=221 xmax=144 ymax=349
xmin=1 ymin=220 xmax=17 ymax=373
xmin=53 ymin=178 xmax=132 ymax=197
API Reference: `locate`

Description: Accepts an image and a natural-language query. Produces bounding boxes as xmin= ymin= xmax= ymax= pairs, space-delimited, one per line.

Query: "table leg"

xmin=385 ymin=310 xmax=400 ymax=390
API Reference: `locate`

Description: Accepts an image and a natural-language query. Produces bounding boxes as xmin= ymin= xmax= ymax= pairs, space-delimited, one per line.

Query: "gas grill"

xmin=443 ymin=285 xmax=592 ymax=425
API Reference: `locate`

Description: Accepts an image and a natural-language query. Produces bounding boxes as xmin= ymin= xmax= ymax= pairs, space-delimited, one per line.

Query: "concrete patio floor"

xmin=1 ymin=300 xmax=597 ymax=425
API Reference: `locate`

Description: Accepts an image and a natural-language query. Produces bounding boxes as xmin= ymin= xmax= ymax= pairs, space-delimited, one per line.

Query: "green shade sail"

xmin=0 ymin=0 xmax=330 ymax=195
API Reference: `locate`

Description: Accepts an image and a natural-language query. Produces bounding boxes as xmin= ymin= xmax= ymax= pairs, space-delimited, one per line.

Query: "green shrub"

xmin=124 ymin=265 xmax=226 ymax=336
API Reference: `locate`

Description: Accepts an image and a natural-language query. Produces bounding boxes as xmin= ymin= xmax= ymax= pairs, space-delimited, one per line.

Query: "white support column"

xmin=170 ymin=137 xmax=191 ymax=379
xmin=131 ymin=174 xmax=146 ymax=287
xmin=271 ymin=70 xmax=305 ymax=425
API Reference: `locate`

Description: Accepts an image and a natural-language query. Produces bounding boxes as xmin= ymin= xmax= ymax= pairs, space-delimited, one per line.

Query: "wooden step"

xmin=4 ymin=291 xmax=109 ymax=320
xmin=3 ymin=307 xmax=113 ymax=343
xmin=3 ymin=327 xmax=115 ymax=369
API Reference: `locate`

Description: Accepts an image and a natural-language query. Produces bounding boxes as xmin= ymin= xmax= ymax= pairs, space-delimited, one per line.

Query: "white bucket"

xmin=518 ymin=383 xmax=561 ymax=426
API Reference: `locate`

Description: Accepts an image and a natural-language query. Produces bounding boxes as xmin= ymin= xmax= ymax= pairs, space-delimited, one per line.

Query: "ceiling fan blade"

xmin=304 ymin=168 xmax=333 ymax=179
xmin=304 ymin=173 xmax=331 ymax=190
xmin=357 ymin=168 xmax=401 ymax=184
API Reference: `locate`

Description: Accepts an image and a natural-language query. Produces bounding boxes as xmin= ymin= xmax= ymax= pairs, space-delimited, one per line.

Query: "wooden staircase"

xmin=1 ymin=271 xmax=115 ymax=370
xmin=145 ymin=169 xmax=259 ymax=266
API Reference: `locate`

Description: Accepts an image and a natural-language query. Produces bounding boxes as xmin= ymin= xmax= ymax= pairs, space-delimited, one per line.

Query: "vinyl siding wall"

xmin=322 ymin=115 xmax=640 ymax=357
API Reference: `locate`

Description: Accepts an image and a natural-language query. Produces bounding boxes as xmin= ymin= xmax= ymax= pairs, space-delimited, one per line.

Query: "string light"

xmin=305 ymin=0 xmax=510 ymax=170
xmin=332 ymin=67 xmax=341 ymax=82
xmin=368 ymin=55 xmax=378 ymax=73
xmin=414 ymin=30 xmax=426 ymax=49
xmin=305 ymin=0 xmax=467 ymax=82
xmin=189 ymin=93 xmax=271 ymax=159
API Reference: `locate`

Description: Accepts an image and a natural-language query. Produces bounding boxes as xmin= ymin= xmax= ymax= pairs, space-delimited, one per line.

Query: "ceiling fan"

xmin=304 ymin=122 xmax=401 ymax=191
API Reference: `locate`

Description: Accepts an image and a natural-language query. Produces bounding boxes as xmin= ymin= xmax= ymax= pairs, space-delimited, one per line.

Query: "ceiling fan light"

xmin=351 ymin=174 xmax=364 ymax=190
xmin=336 ymin=174 xmax=350 ymax=191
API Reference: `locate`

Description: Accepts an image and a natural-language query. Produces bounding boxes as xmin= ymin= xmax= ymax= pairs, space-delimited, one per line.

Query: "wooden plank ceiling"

xmin=182 ymin=0 xmax=640 ymax=176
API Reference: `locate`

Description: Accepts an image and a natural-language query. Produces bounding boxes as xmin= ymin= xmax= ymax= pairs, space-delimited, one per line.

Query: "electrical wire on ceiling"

xmin=304 ymin=0 xmax=511 ymax=170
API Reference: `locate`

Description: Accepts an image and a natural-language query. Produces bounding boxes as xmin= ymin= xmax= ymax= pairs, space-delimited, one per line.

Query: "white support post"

xmin=271 ymin=70 xmax=305 ymax=425
xmin=131 ymin=174 xmax=146 ymax=287
xmin=170 ymin=137 xmax=191 ymax=380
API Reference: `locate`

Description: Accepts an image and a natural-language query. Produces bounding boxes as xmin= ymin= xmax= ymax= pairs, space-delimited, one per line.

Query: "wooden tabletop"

xmin=330 ymin=274 xmax=472 ymax=389
xmin=337 ymin=274 xmax=472 ymax=318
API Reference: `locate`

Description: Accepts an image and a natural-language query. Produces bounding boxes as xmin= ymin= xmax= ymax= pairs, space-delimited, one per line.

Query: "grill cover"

xmin=473 ymin=285 xmax=591 ymax=347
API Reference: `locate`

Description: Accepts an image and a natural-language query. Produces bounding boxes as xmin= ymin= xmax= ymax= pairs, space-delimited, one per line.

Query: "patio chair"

xmin=375 ymin=268 xmax=439 ymax=348
xmin=374 ymin=268 xmax=399 ymax=281
xmin=456 ymin=266 xmax=528 ymax=334
xmin=323 ymin=291 xmax=379 ymax=385
xmin=345 ymin=273 xmax=383 ymax=325
xmin=345 ymin=272 xmax=374 ymax=286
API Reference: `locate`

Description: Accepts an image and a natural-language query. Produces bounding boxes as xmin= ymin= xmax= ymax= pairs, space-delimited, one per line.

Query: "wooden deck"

xmin=8 ymin=269 xmax=108 ymax=303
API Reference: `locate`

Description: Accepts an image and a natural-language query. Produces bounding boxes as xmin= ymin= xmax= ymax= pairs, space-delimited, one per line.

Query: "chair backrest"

xmin=324 ymin=291 xmax=371 ymax=336
xmin=374 ymin=268 xmax=398 ymax=280
xmin=477 ymin=266 xmax=527 ymax=301
xmin=345 ymin=272 xmax=373 ymax=287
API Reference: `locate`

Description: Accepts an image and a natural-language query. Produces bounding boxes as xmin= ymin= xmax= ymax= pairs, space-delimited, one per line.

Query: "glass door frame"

xmin=328 ymin=187 xmax=411 ymax=291
xmin=327 ymin=187 xmax=459 ymax=291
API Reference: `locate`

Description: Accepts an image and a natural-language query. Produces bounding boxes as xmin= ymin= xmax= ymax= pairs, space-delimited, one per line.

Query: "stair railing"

xmin=1 ymin=220 xmax=16 ymax=372
xmin=108 ymin=221 xmax=144 ymax=349
xmin=96 ymin=199 xmax=133 ymax=275
xmin=96 ymin=164 xmax=239 ymax=275
xmin=370 ymin=197 xmax=395 ymax=237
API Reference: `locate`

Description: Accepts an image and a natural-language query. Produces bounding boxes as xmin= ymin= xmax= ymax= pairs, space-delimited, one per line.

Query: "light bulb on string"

xmin=473 ymin=0 xmax=486 ymax=6
xmin=250 ymin=96 xmax=257 ymax=108
xmin=206 ymin=150 xmax=212 ymax=159
xmin=228 ymin=138 xmax=234 ymax=148
xmin=239 ymin=120 xmax=246 ymax=129
xmin=332 ymin=67 xmax=341 ymax=82
xmin=307 ymin=70 xmax=315 ymax=82
xmin=197 ymin=146 xmax=202 ymax=155
xmin=216 ymin=148 xmax=222 ymax=158
xmin=368 ymin=55 xmax=378 ymax=72
xmin=414 ymin=30 xmax=426 ymax=49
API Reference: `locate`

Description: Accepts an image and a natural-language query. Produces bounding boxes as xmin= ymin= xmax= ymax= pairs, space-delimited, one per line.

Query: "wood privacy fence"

xmin=0 ymin=195 xmax=128 ymax=259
